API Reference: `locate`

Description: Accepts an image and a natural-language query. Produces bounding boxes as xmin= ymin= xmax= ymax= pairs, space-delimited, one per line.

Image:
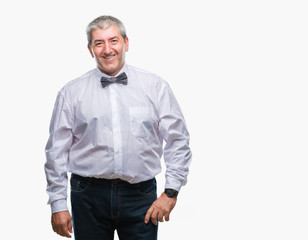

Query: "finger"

xmin=54 ymin=222 xmax=71 ymax=238
xmin=165 ymin=213 xmax=170 ymax=222
xmin=52 ymin=224 xmax=56 ymax=233
xmin=64 ymin=221 xmax=73 ymax=238
xmin=151 ymin=209 xmax=158 ymax=225
xmin=144 ymin=206 xmax=154 ymax=224
xmin=56 ymin=227 xmax=65 ymax=237
xmin=61 ymin=225 xmax=72 ymax=238
xmin=158 ymin=212 xmax=164 ymax=223
xmin=68 ymin=218 xmax=73 ymax=234
xmin=51 ymin=211 xmax=72 ymax=238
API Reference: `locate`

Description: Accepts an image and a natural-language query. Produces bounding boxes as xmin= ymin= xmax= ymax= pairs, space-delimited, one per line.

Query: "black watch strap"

xmin=164 ymin=188 xmax=179 ymax=198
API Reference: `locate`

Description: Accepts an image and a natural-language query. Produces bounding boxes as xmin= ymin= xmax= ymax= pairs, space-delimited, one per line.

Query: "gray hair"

xmin=86 ymin=15 xmax=127 ymax=45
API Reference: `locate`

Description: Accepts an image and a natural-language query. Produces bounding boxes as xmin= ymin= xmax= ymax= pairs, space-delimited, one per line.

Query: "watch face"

xmin=165 ymin=189 xmax=177 ymax=197
xmin=166 ymin=189 xmax=174 ymax=197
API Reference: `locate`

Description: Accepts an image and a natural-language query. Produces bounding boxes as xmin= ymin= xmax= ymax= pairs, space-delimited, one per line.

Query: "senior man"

xmin=45 ymin=15 xmax=192 ymax=240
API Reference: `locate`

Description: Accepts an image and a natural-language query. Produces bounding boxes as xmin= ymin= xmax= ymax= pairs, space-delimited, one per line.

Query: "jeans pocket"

xmin=70 ymin=177 xmax=90 ymax=193
xmin=137 ymin=179 xmax=157 ymax=196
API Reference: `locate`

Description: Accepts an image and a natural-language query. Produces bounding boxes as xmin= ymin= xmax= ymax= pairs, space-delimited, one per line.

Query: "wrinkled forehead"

xmin=91 ymin=25 xmax=122 ymax=41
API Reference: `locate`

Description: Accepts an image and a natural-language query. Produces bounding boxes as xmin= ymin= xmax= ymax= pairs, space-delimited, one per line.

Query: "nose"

xmin=104 ymin=42 xmax=112 ymax=54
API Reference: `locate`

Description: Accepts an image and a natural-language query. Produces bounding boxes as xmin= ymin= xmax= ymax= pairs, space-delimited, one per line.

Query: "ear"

xmin=125 ymin=37 xmax=129 ymax=52
xmin=88 ymin=44 xmax=94 ymax=58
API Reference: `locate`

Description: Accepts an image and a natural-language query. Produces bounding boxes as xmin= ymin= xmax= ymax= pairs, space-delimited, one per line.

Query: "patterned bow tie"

xmin=100 ymin=72 xmax=128 ymax=88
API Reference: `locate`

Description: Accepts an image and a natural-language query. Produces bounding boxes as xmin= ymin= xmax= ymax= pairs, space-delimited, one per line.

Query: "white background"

xmin=0 ymin=0 xmax=307 ymax=239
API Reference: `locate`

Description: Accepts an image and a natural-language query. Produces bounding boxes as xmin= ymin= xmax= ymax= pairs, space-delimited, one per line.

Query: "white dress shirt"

xmin=45 ymin=64 xmax=192 ymax=213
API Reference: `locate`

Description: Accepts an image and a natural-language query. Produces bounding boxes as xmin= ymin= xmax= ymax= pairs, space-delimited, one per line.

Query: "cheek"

xmin=120 ymin=46 xmax=127 ymax=56
xmin=94 ymin=49 xmax=101 ymax=57
xmin=93 ymin=46 xmax=104 ymax=56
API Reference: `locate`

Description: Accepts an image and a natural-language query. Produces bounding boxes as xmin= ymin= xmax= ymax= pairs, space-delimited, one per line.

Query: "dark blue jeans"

xmin=70 ymin=174 xmax=158 ymax=240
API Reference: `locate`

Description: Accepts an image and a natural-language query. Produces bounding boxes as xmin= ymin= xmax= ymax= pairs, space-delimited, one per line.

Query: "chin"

xmin=98 ymin=62 xmax=124 ymax=75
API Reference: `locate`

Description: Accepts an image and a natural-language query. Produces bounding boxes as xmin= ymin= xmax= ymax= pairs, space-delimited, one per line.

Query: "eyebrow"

xmin=110 ymin=36 xmax=120 ymax=41
xmin=93 ymin=36 xmax=120 ymax=43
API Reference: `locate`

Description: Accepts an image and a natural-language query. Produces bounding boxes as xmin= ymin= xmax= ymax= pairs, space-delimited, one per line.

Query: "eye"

xmin=111 ymin=39 xmax=118 ymax=44
xmin=95 ymin=42 xmax=103 ymax=47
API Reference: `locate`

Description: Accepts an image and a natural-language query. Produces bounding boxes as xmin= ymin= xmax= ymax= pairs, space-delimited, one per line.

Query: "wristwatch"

xmin=164 ymin=188 xmax=179 ymax=198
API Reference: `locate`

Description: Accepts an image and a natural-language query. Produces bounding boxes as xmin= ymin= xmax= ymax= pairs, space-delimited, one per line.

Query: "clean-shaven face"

xmin=88 ymin=24 xmax=129 ymax=76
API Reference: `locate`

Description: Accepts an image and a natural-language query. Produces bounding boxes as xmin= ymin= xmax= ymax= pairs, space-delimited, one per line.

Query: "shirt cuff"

xmin=165 ymin=177 xmax=185 ymax=192
xmin=50 ymin=199 xmax=68 ymax=214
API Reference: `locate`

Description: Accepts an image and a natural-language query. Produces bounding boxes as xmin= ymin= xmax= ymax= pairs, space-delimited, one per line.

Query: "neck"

xmin=98 ymin=63 xmax=126 ymax=77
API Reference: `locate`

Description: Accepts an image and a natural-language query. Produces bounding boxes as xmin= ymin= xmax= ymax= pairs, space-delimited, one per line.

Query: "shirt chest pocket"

xmin=129 ymin=107 xmax=155 ymax=138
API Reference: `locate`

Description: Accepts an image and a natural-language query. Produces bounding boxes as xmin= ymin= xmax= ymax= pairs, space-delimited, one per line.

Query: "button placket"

xmin=109 ymin=85 xmax=123 ymax=177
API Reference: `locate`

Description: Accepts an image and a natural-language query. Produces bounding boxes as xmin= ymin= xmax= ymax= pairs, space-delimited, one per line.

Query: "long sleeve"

xmin=44 ymin=91 xmax=73 ymax=213
xmin=157 ymin=81 xmax=192 ymax=191
xmin=44 ymin=66 xmax=192 ymax=204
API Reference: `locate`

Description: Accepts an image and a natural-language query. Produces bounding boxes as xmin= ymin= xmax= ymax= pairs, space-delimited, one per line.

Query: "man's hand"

xmin=51 ymin=211 xmax=73 ymax=238
xmin=144 ymin=192 xmax=177 ymax=225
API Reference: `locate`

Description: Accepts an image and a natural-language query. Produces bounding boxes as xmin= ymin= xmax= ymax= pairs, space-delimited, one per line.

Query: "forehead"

xmin=91 ymin=24 xmax=122 ymax=41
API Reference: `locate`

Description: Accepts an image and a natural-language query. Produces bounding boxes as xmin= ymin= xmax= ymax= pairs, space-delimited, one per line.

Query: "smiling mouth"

xmin=103 ymin=55 xmax=115 ymax=60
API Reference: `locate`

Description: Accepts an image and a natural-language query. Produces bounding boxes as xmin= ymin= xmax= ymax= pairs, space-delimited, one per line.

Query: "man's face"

xmin=88 ymin=24 xmax=129 ymax=76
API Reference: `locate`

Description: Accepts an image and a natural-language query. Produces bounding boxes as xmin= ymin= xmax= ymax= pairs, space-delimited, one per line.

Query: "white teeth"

xmin=103 ymin=55 xmax=115 ymax=59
